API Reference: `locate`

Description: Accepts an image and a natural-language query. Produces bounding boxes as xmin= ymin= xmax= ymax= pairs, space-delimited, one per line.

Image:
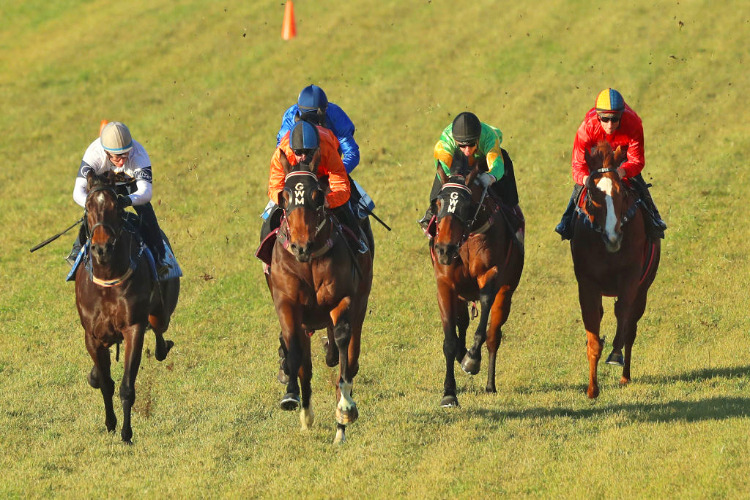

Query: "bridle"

xmin=580 ymin=167 xmax=640 ymax=233
xmin=87 ymin=185 xmax=123 ymax=244
xmin=277 ymin=170 xmax=336 ymax=258
xmin=85 ymin=184 xmax=135 ymax=287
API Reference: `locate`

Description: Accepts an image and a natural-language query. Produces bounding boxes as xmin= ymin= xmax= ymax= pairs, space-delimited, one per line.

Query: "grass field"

xmin=1 ymin=0 xmax=749 ymax=497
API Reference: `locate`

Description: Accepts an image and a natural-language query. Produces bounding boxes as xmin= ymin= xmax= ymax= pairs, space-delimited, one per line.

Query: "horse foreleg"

xmin=276 ymin=302 xmax=302 ymax=410
xmin=437 ymin=284 xmax=459 ymax=407
xmin=455 ymin=302 xmax=469 ymax=363
xmin=619 ymin=288 xmax=649 ymax=386
xmin=149 ymin=280 xmax=177 ymax=361
xmin=484 ymin=285 xmax=514 ymax=393
xmin=461 ymin=280 xmax=499 ymax=375
xmin=119 ymin=325 xmax=145 ymax=443
xmin=331 ymin=297 xmax=358 ymax=426
xmin=579 ymin=285 xmax=604 ymax=398
xmin=297 ymin=333 xmax=313 ymax=430
xmin=86 ymin=335 xmax=117 ymax=433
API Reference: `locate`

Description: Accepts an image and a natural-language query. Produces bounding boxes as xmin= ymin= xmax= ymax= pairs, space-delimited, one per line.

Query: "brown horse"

xmin=75 ymin=171 xmax=179 ymax=443
xmin=571 ymin=141 xmax=661 ymax=398
xmin=267 ymin=155 xmax=373 ymax=444
xmin=430 ymin=157 xmax=524 ymax=407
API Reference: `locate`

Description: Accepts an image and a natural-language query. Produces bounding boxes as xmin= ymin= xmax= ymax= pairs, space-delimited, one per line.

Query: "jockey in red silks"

xmin=555 ymin=88 xmax=667 ymax=240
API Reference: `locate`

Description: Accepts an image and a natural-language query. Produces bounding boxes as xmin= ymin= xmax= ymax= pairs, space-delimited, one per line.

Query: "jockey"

xmin=260 ymin=119 xmax=361 ymax=245
xmin=555 ymin=88 xmax=667 ymax=240
xmin=419 ymin=112 xmax=522 ymax=232
xmin=67 ymin=121 xmax=169 ymax=275
xmin=276 ymin=85 xmax=360 ymax=174
xmin=270 ymin=85 xmax=374 ymax=221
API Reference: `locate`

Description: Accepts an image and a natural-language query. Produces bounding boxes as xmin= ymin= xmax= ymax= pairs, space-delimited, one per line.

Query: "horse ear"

xmin=278 ymin=149 xmax=292 ymax=175
xmin=613 ymin=145 xmax=627 ymax=165
xmin=86 ymin=170 xmax=96 ymax=189
xmin=584 ymin=149 xmax=594 ymax=169
xmin=104 ymin=170 xmax=116 ymax=185
xmin=436 ymin=163 xmax=449 ymax=185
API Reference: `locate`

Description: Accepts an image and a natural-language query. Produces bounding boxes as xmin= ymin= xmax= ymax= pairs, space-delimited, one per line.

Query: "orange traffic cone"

xmin=282 ymin=1 xmax=296 ymax=40
xmin=99 ymin=119 xmax=108 ymax=134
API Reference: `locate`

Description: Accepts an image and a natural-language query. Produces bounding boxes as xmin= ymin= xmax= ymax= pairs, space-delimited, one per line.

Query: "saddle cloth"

xmin=66 ymin=237 xmax=182 ymax=282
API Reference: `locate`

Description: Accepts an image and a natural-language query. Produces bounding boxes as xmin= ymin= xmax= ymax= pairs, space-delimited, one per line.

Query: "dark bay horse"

xmin=267 ymin=155 xmax=373 ymax=444
xmin=75 ymin=171 xmax=179 ymax=442
xmin=571 ymin=141 xmax=660 ymax=398
xmin=430 ymin=158 xmax=524 ymax=407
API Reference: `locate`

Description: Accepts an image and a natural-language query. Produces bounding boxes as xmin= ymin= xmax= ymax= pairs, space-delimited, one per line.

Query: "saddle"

xmin=66 ymin=227 xmax=182 ymax=283
xmin=425 ymin=191 xmax=524 ymax=245
xmin=255 ymin=216 xmax=366 ymax=267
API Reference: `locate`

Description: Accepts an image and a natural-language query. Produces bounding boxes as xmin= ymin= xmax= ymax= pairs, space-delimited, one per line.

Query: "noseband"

xmin=87 ymin=185 xmax=122 ymax=244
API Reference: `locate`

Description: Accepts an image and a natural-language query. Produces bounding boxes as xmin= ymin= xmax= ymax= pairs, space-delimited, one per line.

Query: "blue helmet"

xmin=290 ymin=120 xmax=319 ymax=151
xmin=297 ymin=85 xmax=328 ymax=115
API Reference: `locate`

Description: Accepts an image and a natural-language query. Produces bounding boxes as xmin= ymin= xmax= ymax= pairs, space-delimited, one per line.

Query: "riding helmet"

xmin=290 ymin=120 xmax=320 ymax=150
xmin=100 ymin=122 xmax=133 ymax=154
xmin=297 ymin=85 xmax=328 ymax=115
xmin=595 ymin=88 xmax=625 ymax=114
xmin=451 ymin=112 xmax=482 ymax=143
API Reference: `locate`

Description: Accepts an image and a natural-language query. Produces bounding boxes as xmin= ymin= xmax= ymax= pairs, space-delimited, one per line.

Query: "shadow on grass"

xmin=469 ymin=395 xmax=750 ymax=424
xmin=510 ymin=364 xmax=750 ymax=395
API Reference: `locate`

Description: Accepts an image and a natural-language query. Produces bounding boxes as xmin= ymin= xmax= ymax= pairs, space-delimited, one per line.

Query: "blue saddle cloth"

xmin=66 ymin=237 xmax=182 ymax=282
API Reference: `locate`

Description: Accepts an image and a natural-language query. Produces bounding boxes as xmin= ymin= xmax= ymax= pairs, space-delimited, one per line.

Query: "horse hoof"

xmin=155 ymin=340 xmax=174 ymax=361
xmin=587 ymin=386 xmax=600 ymax=399
xmin=440 ymin=395 xmax=459 ymax=408
xmin=87 ymin=367 xmax=100 ymax=389
xmin=454 ymin=347 xmax=467 ymax=363
xmin=280 ymin=393 xmax=300 ymax=411
xmin=605 ymin=351 xmax=624 ymax=366
xmin=325 ymin=347 xmax=339 ymax=368
xmin=333 ymin=425 xmax=346 ymax=444
xmin=460 ymin=354 xmax=481 ymax=375
xmin=277 ymin=368 xmax=289 ymax=385
xmin=335 ymin=405 xmax=358 ymax=425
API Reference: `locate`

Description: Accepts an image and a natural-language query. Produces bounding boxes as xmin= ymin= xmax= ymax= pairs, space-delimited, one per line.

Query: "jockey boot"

xmin=66 ymin=241 xmax=82 ymax=267
xmin=134 ymin=203 xmax=170 ymax=276
xmin=631 ymin=175 xmax=667 ymax=239
xmin=510 ymin=204 xmax=525 ymax=245
xmin=333 ymin=204 xmax=367 ymax=252
xmin=418 ymin=207 xmax=434 ymax=231
xmin=555 ymin=184 xmax=584 ymax=240
xmin=65 ymin=223 xmax=87 ymax=266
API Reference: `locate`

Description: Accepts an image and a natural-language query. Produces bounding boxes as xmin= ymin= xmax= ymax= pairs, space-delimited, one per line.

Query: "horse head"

xmin=276 ymin=152 xmax=327 ymax=262
xmin=432 ymin=154 xmax=480 ymax=265
xmin=85 ymin=171 xmax=124 ymax=266
xmin=583 ymin=142 xmax=629 ymax=252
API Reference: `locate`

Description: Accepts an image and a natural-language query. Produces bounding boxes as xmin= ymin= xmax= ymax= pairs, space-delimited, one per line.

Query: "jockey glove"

xmin=117 ymin=195 xmax=133 ymax=209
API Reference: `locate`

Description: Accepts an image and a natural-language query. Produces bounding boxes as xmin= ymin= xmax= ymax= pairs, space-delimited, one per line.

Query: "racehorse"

xmin=429 ymin=155 xmax=524 ymax=408
xmin=571 ymin=141 xmax=660 ymax=398
xmin=75 ymin=171 xmax=179 ymax=443
xmin=267 ymin=155 xmax=373 ymax=444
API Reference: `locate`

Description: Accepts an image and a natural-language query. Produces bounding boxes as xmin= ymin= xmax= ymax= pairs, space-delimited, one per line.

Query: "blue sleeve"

xmin=276 ymin=105 xmax=298 ymax=146
xmin=327 ymin=103 xmax=360 ymax=173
